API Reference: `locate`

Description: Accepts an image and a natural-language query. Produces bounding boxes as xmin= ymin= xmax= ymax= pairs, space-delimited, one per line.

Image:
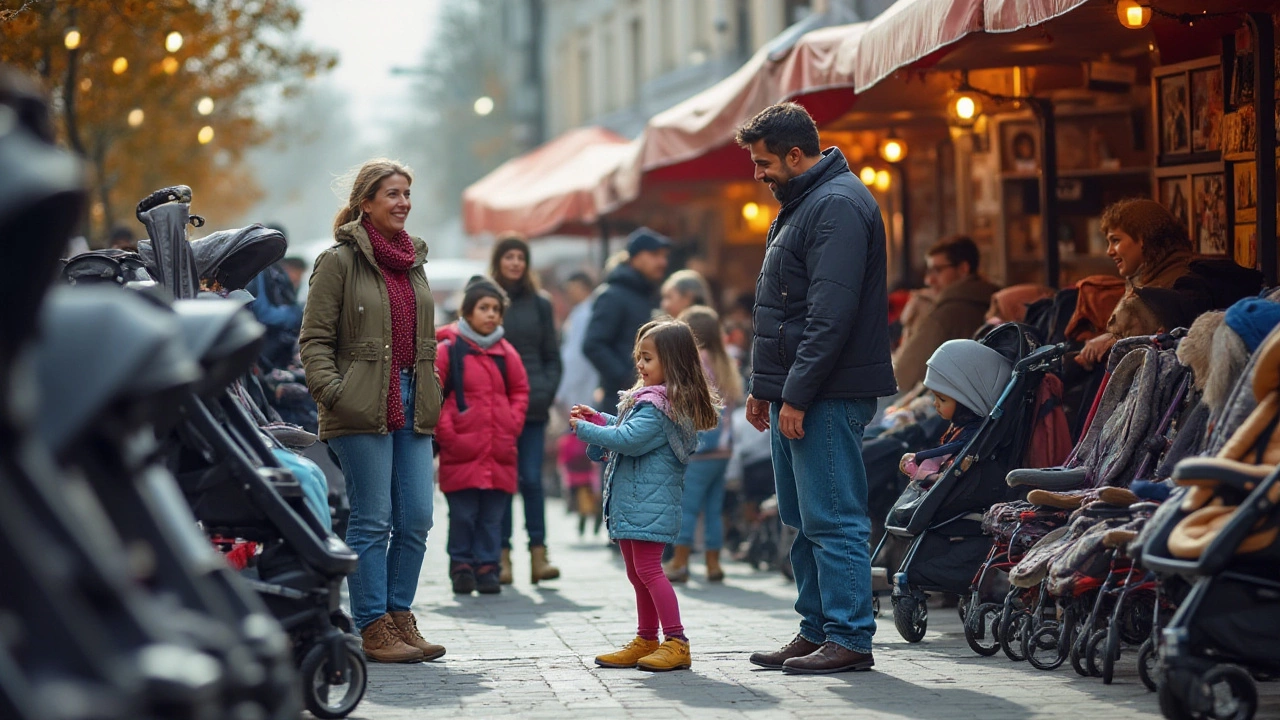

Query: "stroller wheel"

xmin=963 ymin=602 xmax=1002 ymax=657
xmin=892 ymin=595 xmax=927 ymax=643
xmin=1198 ymin=666 xmax=1258 ymax=720
xmin=957 ymin=593 xmax=971 ymax=623
xmin=300 ymin=636 xmax=367 ymax=719
xmin=1158 ymin=666 xmax=1198 ymax=720
xmin=1137 ymin=639 xmax=1159 ymax=692
xmin=1026 ymin=623 xmax=1066 ymax=671
xmin=1102 ymin=624 xmax=1122 ymax=685
xmin=1085 ymin=629 xmax=1109 ymax=678
xmin=1000 ymin=611 xmax=1030 ymax=663
xmin=1070 ymin=625 xmax=1091 ymax=677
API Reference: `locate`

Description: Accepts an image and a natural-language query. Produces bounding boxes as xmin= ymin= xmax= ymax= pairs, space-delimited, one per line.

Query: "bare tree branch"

xmin=0 ymin=0 xmax=44 ymax=24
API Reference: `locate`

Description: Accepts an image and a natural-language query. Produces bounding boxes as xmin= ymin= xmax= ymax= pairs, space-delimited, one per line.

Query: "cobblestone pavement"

xmin=344 ymin=493 xmax=1280 ymax=719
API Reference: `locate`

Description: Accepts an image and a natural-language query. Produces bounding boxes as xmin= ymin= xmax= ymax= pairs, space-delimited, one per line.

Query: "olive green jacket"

xmin=300 ymin=221 xmax=442 ymax=440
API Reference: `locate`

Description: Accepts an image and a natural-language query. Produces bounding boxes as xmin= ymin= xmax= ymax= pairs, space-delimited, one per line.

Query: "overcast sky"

xmin=294 ymin=0 xmax=440 ymax=148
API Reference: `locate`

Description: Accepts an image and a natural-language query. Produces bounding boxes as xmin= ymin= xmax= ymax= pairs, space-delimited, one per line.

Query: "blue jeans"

xmin=446 ymin=489 xmax=508 ymax=567
xmin=676 ymin=457 xmax=728 ymax=549
xmin=770 ymin=397 xmax=877 ymax=654
xmin=502 ymin=421 xmax=547 ymax=549
xmin=328 ymin=370 xmax=434 ymax=631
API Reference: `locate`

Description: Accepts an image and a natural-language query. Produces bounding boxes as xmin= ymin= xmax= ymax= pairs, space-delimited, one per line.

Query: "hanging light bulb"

xmin=127 ymin=108 xmax=144 ymax=127
xmin=64 ymin=29 xmax=82 ymax=50
xmin=162 ymin=57 xmax=179 ymax=75
xmin=112 ymin=57 xmax=129 ymax=75
xmin=165 ymin=31 xmax=184 ymax=53
xmin=196 ymin=97 xmax=214 ymax=115
xmin=879 ymin=135 xmax=907 ymax=164
xmin=859 ymin=166 xmax=877 ymax=185
xmin=1116 ymin=0 xmax=1151 ymax=29
xmin=874 ymin=169 xmax=892 ymax=192
xmin=742 ymin=202 xmax=760 ymax=221
xmin=197 ymin=125 xmax=214 ymax=144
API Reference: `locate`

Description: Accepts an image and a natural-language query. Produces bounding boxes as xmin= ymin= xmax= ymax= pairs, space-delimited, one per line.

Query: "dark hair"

xmin=927 ymin=235 xmax=980 ymax=275
xmin=279 ymin=257 xmax=307 ymax=272
xmin=630 ymin=320 xmax=721 ymax=431
xmin=490 ymin=232 xmax=539 ymax=296
xmin=565 ymin=271 xmax=594 ymax=288
xmin=461 ymin=276 xmax=509 ymax=318
xmin=1100 ymin=198 xmax=1193 ymax=269
xmin=735 ymin=102 xmax=820 ymax=159
xmin=109 ymin=224 xmax=134 ymax=242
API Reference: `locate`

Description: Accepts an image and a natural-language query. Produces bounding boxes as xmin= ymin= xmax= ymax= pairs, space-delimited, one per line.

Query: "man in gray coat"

xmin=738 ymin=102 xmax=897 ymax=674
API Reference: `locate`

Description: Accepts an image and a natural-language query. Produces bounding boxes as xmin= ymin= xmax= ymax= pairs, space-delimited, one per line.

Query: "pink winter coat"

xmin=434 ymin=324 xmax=530 ymax=494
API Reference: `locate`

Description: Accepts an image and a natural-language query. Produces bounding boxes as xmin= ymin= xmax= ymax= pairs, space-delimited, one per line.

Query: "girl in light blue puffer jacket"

xmin=571 ymin=320 xmax=720 ymax=672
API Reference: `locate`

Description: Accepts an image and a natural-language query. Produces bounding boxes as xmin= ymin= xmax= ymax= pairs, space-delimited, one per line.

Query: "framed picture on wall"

xmin=1191 ymin=67 xmax=1224 ymax=153
xmin=1154 ymin=57 xmax=1225 ymax=166
xmin=1160 ymin=74 xmax=1191 ymax=157
xmin=1234 ymin=223 xmax=1257 ymax=269
xmin=1000 ymin=120 xmax=1040 ymax=174
xmin=1233 ymin=160 xmax=1257 ymax=222
xmin=1192 ymin=172 xmax=1228 ymax=255
xmin=1159 ymin=176 xmax=1193 ymax=238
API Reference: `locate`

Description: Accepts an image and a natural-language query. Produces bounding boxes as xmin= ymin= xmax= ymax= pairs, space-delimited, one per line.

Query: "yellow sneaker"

xmin=594 ymin=636 xmax=661 ymax=668
xmin=636 ymin=638 xmax=691 ymax=672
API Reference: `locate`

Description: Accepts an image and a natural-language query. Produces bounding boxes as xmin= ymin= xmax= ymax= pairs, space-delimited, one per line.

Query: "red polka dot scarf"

xmin=363 ymin=219 xmax=418 ymax=432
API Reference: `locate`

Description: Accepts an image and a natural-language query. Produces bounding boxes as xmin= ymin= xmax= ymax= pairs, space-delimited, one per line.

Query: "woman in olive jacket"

xmin=300 ymin=159 xmax=445 ymax=664
xmin=490 ymin=234 xmax=563 ymax=584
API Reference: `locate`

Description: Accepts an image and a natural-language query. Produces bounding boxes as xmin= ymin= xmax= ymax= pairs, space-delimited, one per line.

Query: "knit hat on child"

xmin=923 ymin=339 xmax=1014 ymax=418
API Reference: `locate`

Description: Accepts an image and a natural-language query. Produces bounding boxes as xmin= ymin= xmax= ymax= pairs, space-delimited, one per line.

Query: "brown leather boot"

xmin=530 ymin=545 xmax=560 ymax=583
xmin=749 ymin=635 xmax=821 ymax=669
xmin=387 ymin=611 xmax=446 ymax=661
xmin=663 ymin=545 xmax=691 ymax=582
xmin=499 ymin=548 xmax=513 ymax=585
xmin=705 ymin=549 xmax=724 ymax=583
xmin=782 ymin=642 xmax=874 ymax=675
xmin=360 ymin=614 xmax=425 ymax=663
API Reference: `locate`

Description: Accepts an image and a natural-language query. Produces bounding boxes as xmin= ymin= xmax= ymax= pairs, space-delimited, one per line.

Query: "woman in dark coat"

xmin=490 ymin=234 xmax=563 ymax=584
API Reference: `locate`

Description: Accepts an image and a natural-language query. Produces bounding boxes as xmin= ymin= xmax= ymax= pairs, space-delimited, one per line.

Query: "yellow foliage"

xmin=0 ymin=0 xmax=336 ymax=243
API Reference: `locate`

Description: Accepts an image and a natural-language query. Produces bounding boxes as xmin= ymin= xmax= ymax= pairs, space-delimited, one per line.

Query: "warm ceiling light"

xmin=197 ymin=125 xmax=214 ymax=144
xmin=742 ymin=202 xmax=760 ymax=221
xmin=874 ymin=169 xmax=891 ymax=192
xmin=127 ymin=108 xmax=144 ymax=127
xmin=165 ymin=31 xmax=184 ymax=52
xmin=1116 ymin=0 xmax=1151 ymax=29
xmin=879 ymin=137 xmax=907 ymax=164
xmin=162 ymin=57 xmax=179 ymax=75
xmin=859 ymin=166 xmax=877 ymax=185
xmin=112 ymin=57 xmax=128 ymax=75
xmin=64 ymin=29 xmax=82 ymax=50
xmin=197 ymin=97 xmax=214 ymax=115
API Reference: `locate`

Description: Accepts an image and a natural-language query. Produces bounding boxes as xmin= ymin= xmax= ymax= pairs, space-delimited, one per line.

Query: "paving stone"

xmin=340 ymin=493 xmax=1280 ymax=719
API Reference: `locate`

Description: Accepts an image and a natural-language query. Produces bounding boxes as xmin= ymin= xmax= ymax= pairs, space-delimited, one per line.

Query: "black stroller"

xmin=1141 ymin=327 xmax=1280 ymax=720
xmin=872 ymin=323 xmax=1065 ymax=642
xmin=133 ymin=188 xmax=367 ymax=718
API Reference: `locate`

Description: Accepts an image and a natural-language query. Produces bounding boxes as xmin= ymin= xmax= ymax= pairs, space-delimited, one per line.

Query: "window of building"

xmin=629 ymin=16 xmax=643 ymax=96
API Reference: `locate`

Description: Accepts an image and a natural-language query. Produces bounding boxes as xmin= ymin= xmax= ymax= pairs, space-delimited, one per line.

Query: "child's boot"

xmin=594 ymin=636 xmax=660 ymax=668
xmin=636 ymin=638 xmax=692 ymax=671
xmin=705 ymin=549 xmax=724 ymax=583
xmin=499 ymin=548 xmax=513 ymax=585
xmin=663 ymin=545 xmax=691 ymax=583
xmin=530 ymin=545 xmax=560 ymax=583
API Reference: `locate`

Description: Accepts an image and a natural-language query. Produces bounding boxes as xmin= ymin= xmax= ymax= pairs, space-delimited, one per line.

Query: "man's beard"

xmin=767 ymin=171 xmax=792 ymax=201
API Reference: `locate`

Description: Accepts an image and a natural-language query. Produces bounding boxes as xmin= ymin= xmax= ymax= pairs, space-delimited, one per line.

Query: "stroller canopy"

xmin=139 ymin=224 xmax=286 ymax=293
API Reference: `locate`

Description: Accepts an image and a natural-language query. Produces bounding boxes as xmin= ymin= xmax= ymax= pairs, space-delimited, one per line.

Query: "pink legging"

xmin=618 ymin=539 xmax=685 ymax=640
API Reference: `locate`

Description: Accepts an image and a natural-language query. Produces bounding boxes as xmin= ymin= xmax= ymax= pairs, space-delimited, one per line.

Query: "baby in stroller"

xmin=899 ymin=340 xmax=1014 ymax=493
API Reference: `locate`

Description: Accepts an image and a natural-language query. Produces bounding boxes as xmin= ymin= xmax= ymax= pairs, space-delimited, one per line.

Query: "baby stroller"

xmin=130 ymin=188 xmax=365 ymax=718
xmin=872 ymin=323 xmax=1064 ymax=642
xmin=1141 ymin=327 xmax=1280 ymax=720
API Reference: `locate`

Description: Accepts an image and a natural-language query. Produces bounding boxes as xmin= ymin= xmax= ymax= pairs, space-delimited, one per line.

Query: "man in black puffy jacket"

xmin=738 ymin=102 xmax=896 ymax=675
xmin=583 ymin=228 xmax=669 ymax=413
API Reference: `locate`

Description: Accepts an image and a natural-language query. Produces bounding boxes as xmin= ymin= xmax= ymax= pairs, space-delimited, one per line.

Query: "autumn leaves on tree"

xmin=0 ymin=0 xmax=335 ymax=242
